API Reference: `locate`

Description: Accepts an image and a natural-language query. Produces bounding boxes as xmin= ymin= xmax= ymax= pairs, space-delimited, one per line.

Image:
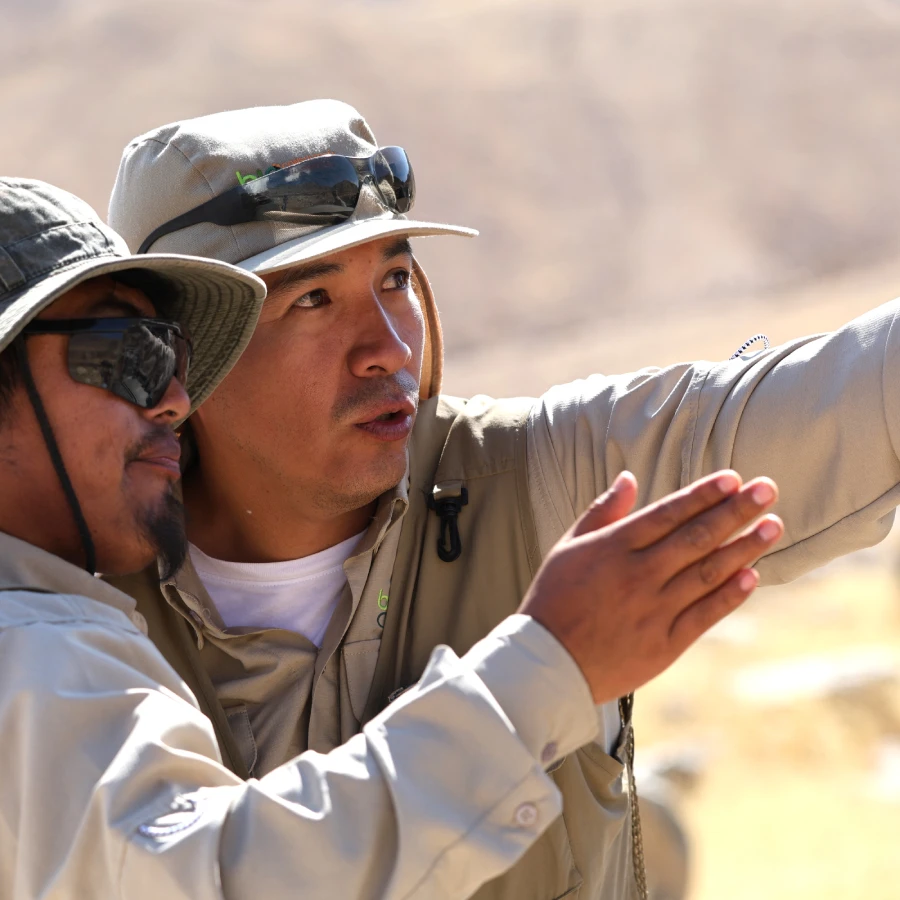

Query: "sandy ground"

xmin=634 ymin=549 xmax=900 ymax=899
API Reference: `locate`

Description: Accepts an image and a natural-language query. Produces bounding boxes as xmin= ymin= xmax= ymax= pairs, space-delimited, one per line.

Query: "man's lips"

xmin=352 ymin=397 xmax=417 ymax=442
xmin=129 ymin=436 xmax=182 ymax=477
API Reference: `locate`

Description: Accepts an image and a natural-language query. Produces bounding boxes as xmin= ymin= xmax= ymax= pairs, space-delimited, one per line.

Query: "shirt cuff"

xmin=464 ymin=614 xmax=599 ymax=768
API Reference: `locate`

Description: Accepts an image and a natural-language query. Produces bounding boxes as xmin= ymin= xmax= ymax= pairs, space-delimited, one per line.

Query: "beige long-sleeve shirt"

xmin=149 ymin=297 xmax=900 ymax=787
xmin=0 ymin=531 xmax=599 ymax=900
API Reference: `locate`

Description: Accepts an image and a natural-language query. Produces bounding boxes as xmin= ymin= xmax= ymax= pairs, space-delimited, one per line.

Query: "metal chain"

xmin=620 ymin=694 xmax=648 ymax=900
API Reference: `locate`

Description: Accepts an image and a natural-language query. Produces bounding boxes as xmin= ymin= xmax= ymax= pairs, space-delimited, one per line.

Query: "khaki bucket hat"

xmin=0 ymin=178 xmax=266 ymax=412
xmin=108 ymin=100 xmax=478 ymax=398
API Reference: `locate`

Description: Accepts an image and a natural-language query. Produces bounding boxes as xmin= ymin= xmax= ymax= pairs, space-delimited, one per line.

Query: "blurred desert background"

xmin=3 ymin=0 xmax=900 ymax=896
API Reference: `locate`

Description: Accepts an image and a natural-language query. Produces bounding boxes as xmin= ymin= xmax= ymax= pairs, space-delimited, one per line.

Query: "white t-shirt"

xmin=189 ymin=531 xmax=367 ymax=648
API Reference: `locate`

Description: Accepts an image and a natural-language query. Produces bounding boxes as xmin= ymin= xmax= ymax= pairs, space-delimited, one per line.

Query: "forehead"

xmin=41 ymin=275 xmax=158 ymax=320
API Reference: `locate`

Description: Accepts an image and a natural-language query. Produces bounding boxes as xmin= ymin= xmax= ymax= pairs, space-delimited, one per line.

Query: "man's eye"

xmin=293 ymin=289 xmax=329 ymax=309
xmin=382 ymin=269 xmax=410 ymax=291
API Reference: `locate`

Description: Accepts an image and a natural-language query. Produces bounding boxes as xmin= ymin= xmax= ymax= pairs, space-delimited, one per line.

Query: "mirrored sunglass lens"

xmin=67 ymin=331 xmax=123 ymax=393
xmin=118 ymin=323 xmax=179 ymax=408
xmin=253 ymin=156 xmax=361 ymax=224
xmin=67 ymin=324 xmax=184 ymax=410
xmin=373 ymin=147 xmax=414 ymax=213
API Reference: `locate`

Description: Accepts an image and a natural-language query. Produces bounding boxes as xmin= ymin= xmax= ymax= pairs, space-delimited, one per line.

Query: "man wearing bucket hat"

xmin=106 ymin=99 xmax=900 ymax=900
xmin=0 ymin=178 xmax=787 ymax=898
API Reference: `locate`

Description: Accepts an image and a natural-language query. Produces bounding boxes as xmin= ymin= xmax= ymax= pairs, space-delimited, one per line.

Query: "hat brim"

xmin=0 ymin=252 xmax=265 ymax=414
xmin=235 ymin=216 xmax=477 ymax=275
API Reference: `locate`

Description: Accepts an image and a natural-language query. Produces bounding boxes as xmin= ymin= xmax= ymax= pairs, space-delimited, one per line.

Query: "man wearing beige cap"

xmin=108 ymin=100 xmax=900 ymax=900
xmin=0 ymin=177 xmax=787 ymax=899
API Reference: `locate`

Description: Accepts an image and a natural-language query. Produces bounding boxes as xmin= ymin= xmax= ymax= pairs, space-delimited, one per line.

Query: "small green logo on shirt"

xmin=377 ymin=589 xmax=389 ymax=629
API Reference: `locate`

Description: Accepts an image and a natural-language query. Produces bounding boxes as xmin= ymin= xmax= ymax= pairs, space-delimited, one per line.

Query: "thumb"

xmin=571 ymin=471 xmax=639 ymax=537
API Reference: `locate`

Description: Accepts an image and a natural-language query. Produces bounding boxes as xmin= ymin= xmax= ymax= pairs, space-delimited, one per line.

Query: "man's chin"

xmin=314 ymin=454 xmax=408 ymax=517
xmin=140 ymin=489 xmax=188 ymax=582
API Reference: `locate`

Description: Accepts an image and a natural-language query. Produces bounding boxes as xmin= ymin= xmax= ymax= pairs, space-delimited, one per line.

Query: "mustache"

xmin=332 ymin=371 xmax=419 ymax=422
xmin=124 ymin=425 xmax=181 ymax=465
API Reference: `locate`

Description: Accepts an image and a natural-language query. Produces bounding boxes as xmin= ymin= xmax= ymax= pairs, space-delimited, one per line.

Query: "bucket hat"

xmin=108 ymin=100 xmax=477 ymax=398
xmin=0 ymin=177 xmax=266 ymax=411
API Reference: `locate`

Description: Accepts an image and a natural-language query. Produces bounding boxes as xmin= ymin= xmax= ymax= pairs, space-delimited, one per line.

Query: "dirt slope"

xmin=4 ymin=0 xmax=900 ymax=391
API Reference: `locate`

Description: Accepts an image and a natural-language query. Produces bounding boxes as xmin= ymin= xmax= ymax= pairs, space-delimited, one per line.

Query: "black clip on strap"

xmin=427 ymin=486 xmax=468 ymax=562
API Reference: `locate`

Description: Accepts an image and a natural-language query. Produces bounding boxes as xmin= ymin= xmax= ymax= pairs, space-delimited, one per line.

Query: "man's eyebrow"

xmin=383 ymin=237 xmax=412 ymax=262
xmin=269 ymin=260 xmax=345 ymax=294
xmin=267 ymin=239 xmax=412 ymax=297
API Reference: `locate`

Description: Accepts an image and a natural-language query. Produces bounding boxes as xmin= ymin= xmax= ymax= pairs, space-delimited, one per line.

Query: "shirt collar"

xmin=0 ymin=529 xmax=138 ymax=618
xmin=161 ymin=463 xmax=412 ymax=639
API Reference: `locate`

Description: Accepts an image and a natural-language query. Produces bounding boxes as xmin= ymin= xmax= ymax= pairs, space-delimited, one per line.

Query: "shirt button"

xmin=514 ymin=802 xmax=539 ymax=828
xmin=130 ymin=611 xmax=148 ymax=634
xmin=540 ymin=742 xmax=558 ymax=764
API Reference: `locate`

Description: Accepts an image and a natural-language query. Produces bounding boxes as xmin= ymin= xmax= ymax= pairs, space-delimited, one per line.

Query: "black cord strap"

xmin=15 ymin=339 xmax=97 ymax=574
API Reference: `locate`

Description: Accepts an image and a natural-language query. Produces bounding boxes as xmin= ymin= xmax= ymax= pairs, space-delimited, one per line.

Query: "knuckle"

xmin=653 ymin=500 xmax=680 ymax=533
xmin=697 ymin=557 xmax=719 ymax=586
xmin=684 ymin=522 xmax=713 ymax=550
xmin=735 ymin=490 xmax=761 ymax=523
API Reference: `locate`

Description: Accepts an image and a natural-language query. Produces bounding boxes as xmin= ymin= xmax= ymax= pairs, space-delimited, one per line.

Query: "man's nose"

xmin=347 ymin=296 xmax=413 ymax=378
xmin=145 ymin=374 xmax=191 ymax=422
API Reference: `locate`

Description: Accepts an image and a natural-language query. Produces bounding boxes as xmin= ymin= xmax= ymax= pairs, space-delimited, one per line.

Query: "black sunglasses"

xmin=22 ymin=317 xmax=192 ymax=410
xmin=137 ymin=146 xmax=416 ymax=254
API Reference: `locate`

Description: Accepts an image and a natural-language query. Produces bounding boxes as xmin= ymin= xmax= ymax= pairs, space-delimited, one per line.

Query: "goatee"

xmin=141 ymin=487 xmax=188 ymax=582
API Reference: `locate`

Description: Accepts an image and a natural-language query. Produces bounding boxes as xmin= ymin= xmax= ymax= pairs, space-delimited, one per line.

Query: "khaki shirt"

xmin=0 ymin=531 xmax=599 ymax=900
xmin=161 ymin=297 xmax=900 ymax=786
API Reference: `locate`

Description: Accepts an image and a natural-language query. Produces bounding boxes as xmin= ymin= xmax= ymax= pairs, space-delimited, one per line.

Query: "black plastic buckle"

xmin=427 ymin=485 xmax=469 ymax=562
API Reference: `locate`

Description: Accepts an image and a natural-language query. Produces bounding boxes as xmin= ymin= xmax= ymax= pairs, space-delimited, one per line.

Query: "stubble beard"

xmin=312 ymin=451 xmax=408 ymax=517
xmin=314 ymin=370 xmax=418 ymax=515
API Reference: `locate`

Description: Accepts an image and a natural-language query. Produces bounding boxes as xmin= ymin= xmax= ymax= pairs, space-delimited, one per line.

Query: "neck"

xmin=181 ymin=462 xmax=376 ymax=564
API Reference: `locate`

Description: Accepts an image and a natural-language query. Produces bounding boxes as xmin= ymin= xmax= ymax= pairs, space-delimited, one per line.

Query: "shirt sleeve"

xmin=0 ymin=592 xmax=598 ymax=900
xmin=526 ymin=296 xmax=900 ymax=587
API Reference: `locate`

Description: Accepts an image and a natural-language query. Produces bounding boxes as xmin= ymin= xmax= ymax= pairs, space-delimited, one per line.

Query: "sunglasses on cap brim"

xmin=137 ymin=146 xmax=415 ymax=254
xmin=22 ymin=317 xmax=192 ymax=410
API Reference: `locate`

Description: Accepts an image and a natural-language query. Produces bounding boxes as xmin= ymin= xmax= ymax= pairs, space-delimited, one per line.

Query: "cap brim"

xmin=235 ymin=216 xmax=477 ymax=275
xmin=0 ymin=252 xmax=265 ymax=414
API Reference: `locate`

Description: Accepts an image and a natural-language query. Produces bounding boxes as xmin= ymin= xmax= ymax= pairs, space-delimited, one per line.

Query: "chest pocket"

xmin=224 ymin=704 xmax=258 ymax=776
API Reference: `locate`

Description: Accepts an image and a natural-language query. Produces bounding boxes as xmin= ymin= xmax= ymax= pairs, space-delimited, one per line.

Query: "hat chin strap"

xmin=412 ymin=258 xmax=443 ymax=400
xmin=15 ymin=339 xmax=97 ymax=574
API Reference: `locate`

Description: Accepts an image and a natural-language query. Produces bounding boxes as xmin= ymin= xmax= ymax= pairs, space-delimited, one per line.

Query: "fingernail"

xmin=751 ymin=481 xmax=776 ymax=506
xmin=716 ymin=472 xmax=740 ymax=493
xmin=738 ymin=569 xmax=759 ymax=591
xmin=758 ymin=518 xmax=781 ymax=542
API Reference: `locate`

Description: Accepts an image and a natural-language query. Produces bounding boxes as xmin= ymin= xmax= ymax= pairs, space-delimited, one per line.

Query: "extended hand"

xmin=519 ymin=470 xmax=782 ymax=704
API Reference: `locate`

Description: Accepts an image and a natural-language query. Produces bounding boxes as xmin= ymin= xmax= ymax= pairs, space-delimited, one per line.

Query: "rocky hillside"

xmin=3 ymin=0 xmax=900 ymax=393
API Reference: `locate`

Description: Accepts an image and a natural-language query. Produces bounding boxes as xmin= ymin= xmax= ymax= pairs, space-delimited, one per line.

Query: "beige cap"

xmin=108 ymin=100 xmax=477 ymax=398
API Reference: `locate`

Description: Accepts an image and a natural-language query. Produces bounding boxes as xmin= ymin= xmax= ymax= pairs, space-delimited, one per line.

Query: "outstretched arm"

xmin=527 ymin=298 xmax=900 ymax=584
